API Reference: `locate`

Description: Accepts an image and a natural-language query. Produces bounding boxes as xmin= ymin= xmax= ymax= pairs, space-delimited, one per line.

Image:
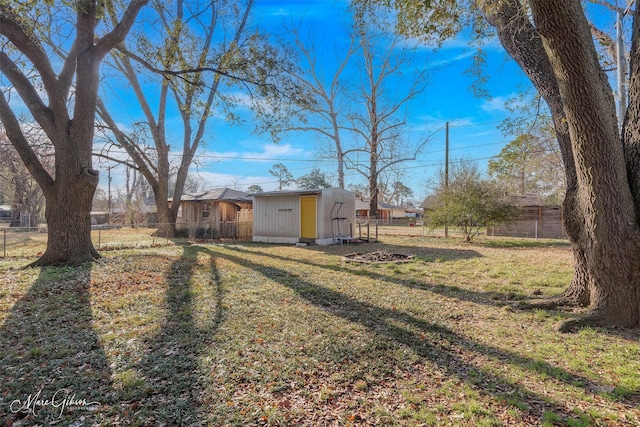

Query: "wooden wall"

xmin=488 ymin=206 xmax=566 ymax=239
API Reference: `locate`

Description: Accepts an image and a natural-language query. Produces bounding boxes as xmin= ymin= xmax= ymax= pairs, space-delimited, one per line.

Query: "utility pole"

xmin=616 ymin=0 xmax=636 ymax=131
xmin=616 ymin=8 xmax=627 ymax=132
xmin=445 ymin=121 xmax=449 ymax=238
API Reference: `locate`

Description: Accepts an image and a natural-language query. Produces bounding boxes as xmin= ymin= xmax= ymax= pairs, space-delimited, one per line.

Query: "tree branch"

xmin=0 ymin=93 xmax=54 ymax=192
xmin=0 ymin=53 xmax=57 ymax=140
xmin=0 ymin=10 xmax=65 ymax=114
xmin=94 ymin=0 xmax=150 ymax=59
xmin=119 ymin=45 xmax=268 ymax=89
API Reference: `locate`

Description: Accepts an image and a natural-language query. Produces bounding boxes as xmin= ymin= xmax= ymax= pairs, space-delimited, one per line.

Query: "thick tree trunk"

xmin=483 ymin=0 xmax=590 ymax=312
xmin=529 ymin=0 xmax=640 ymax=330
xmin=0 ymin=0 xmax=148 ymax=266
xmin=33 ymin=168 xmax=100 ymax=266
xmin=623 ymin=2 xmax=640 ymax=222
xmin=483 ymin=0 xmax=640 ymax=329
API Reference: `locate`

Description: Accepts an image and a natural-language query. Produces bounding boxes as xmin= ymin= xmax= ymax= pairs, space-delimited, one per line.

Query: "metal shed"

xmin=252 ymin=188 xmax=356 ymax=245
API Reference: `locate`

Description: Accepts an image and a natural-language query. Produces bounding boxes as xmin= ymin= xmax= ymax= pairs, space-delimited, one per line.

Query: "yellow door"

xmin=300 ymin=196 xmax=317 ymax=239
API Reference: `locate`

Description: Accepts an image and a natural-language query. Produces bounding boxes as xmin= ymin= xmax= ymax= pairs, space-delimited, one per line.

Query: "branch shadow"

xmin=213 ymin=248 xmax=634 ymax=424
xmin=0 ymin=265 xmax=112 ymax=424
xmin=133 ymin=245 xmax=224 ymax=425
xmin=226 ymin=244 xmax=528 ymax=308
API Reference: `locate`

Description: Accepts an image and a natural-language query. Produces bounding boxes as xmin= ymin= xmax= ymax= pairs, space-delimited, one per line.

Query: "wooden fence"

xmin=488 ymin=205 xmax=567 ymax=239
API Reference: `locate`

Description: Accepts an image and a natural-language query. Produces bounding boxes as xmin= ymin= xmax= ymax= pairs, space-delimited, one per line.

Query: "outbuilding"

xmin=172 ymin=188 xmax=253 ymax=239
xmin=252 ymin=188 xmax=356 ymax=245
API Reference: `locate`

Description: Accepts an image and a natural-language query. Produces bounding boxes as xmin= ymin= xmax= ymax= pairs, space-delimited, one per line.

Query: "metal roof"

xmin=178 ymin=188 xmax=252 ymax=202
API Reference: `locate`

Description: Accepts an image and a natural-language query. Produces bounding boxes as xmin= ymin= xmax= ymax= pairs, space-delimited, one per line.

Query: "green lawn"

xmin=1 ymin=234 xmax=638 ymax=426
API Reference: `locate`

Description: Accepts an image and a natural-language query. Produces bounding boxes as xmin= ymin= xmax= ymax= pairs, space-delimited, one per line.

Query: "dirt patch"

xmin=342 ymin=250 xmax=414 ymax=264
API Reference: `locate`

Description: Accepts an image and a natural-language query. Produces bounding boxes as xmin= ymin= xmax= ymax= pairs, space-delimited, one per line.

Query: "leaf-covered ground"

xmin=0 ymin=235 xmax=639 ymax=426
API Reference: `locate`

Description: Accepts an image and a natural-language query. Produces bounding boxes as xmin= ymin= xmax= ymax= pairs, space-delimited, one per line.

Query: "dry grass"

xmin=0 ymin=232 xmax=639 ymax=426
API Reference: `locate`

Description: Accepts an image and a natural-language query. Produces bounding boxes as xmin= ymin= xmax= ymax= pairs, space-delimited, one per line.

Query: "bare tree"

xmin=0 ymin=0 xmax=148 ymax=265
xmin=0 ymin=129 xmax=49 ymax=227
xmin=345 ymin=18 xmax=430 ymax=218
xmin=95 ymin=0 xmax=297 ymax=237
xmin=92 ymin=0 xmax=256 ymax=237
xmin=282 ymin=14 xmax=430 ymax=202
xmin=283 ymin=23 xmax=359 ymax=188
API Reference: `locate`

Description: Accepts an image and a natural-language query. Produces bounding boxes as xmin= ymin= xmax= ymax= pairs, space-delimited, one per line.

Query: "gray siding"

xmin=317 ymin=188 xmax=356 ymax=240
xmin=253 ymin=195 xmax=301 ymax=238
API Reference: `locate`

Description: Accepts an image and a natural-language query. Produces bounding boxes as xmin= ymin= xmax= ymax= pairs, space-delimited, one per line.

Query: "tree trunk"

xmin=623 ymin=0 xmax=640 ymax=223
xmin=33 ymin=168 xmax=100 ymax=266
xmin=529 ymin=0 xmax=640 ymax=330
xmin=483 ymin=0 xmax=590 ymax=310
xmin=337 ymin=152 xmax=345 ymax=189
xmin=369 ymin=167 xmax=379 ymax=219
xmin=0 ymin=0 xmax=148 ymax=266
xmin=483 ymin=0 xmax=640 ymax=329
xmin=154 ymin=180 xmax=177 ymax=238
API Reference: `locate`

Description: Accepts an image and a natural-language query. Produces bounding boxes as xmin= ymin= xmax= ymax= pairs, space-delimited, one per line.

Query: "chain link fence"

xmin=0 ymin=221 xmax=474 ymax=259
xmin=0 ymin=221 xmax=253 ymax=258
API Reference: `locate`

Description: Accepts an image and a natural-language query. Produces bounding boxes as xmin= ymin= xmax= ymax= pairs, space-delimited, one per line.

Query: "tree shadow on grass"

xmin=213 ymin=248 xmax=637 ymax=424
xmin=225 ymin=245 xmax=528 ymax=308
xmin=132 ymin=245 xmax=224 ymax=425
xmin=0 ymin=265 xmax=112 ymax=425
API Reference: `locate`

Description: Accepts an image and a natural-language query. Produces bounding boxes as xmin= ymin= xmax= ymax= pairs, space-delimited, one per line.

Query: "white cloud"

xmin=203 ymin=142 xmax=307 ymax=163
xmin=428 ymin=50 xmax=475 ymax=69
xmin=480 ymin=96 xmax=509 ymax=113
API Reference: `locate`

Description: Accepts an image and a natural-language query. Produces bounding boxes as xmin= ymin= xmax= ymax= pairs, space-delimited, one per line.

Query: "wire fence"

xmin=0 ymin=221 xmax=253 ymax=258
xmin=0 ymin=220 xmax=469 ymax=259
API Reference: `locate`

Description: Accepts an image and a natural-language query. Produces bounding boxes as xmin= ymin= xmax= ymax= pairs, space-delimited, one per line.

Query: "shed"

xmin=174 ymin=188 xmax=252 ymax=224
xmin=252 ymin=188 xmax=356 ymax=245
xmin=173 ymin=188 xmax=253 ymax=238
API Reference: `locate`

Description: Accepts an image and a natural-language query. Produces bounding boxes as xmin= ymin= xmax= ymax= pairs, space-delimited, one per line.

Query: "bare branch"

xmin=0 ymin=92 xmax=54 ymax=192
xmin=587 ymin=0 xmax=630 ymax=14
xmin=0 ymin=53 xmax=56 ymax=139
xmin=94 ymin=0 xmax=150 ymax=59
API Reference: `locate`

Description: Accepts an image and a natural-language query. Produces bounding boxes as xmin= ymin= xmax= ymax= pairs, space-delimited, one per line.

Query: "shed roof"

xmin=253 ymin=188 xmax=351 ymax=197
xmin=176 ymin=188 xmax=252 ymax=203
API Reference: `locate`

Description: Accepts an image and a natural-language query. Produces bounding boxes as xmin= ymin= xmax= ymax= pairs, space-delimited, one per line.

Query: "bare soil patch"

xmin=343 ymin=250 xmax=414 ymax=263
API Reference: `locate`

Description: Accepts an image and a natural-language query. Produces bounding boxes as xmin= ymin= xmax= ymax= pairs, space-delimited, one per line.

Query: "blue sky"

xmin=210 ymin=0 xmax=531 ymax=198
xmin=99 ymin=0 xmax=535 ymax=203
